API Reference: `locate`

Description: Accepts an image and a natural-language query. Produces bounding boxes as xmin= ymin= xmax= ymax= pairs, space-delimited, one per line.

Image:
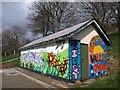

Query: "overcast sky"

xmin=1 ymin=1 xmax=34 ymax=40
xmin=1 ymin=0 xmax=75 ymax=40
xmin=1 ymin=0 xmax=118 ymax=40
xmin=1 ymin=0 xmax=73 ymax=31
xmin=2 ymin=2 xmax=27 ymax=29
xmin=2 ymin=0 xmax=75 ymax=40
xmin=1 ymin=0 xmax=74 ymax=31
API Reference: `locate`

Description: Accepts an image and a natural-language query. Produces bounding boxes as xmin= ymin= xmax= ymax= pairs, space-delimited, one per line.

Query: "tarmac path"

xmin=1 ymin=68 xmax=56 ymax=89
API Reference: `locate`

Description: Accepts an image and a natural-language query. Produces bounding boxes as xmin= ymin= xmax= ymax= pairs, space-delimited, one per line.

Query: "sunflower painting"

xmin=89 ymin=35 xmax=107 ymax=63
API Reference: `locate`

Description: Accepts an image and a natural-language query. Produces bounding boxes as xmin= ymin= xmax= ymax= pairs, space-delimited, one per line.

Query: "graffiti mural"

xmin=89 ymin=35 xmax=108 ymax=78
xmin=20 ymin=41 xmax=69 ymax=79
xmin=46 ymin=52 xmax=69 ymax=76
xmin=69 ymin=40 xmax=81 ymax=82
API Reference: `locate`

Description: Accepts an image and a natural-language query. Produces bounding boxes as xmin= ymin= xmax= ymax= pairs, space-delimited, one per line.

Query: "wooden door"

xmin=81 ymin=44 xmax=89 ymax=80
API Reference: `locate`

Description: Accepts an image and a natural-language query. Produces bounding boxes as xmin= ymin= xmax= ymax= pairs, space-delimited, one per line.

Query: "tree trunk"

xmin=4 ymin=52 xmax=6 ymax=56
xmin=13 ymin=49 xmax=16 ymax=55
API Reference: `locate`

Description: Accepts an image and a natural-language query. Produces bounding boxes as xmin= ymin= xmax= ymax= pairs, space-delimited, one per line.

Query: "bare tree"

xmin=2 ymin=26 xmax=29 ymax=55
xmin=27 ymin=2 xmax=82 ymax=36
xmin=81 ymin=2 xmax=119 ymax=31
xmin=10 ymin=26 xmax=27 ymax=55
xmin=2 ymin=29 xmax=11 ymax=55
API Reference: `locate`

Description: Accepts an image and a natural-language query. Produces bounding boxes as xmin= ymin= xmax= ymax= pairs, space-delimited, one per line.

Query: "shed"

xmin=19 ymin=18 xmax=111 ymax=82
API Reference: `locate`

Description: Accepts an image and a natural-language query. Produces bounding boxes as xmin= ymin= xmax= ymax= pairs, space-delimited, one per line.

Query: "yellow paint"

xmin=50 ymin=56 xmax=52 ymax=60
xmin=93 ymin=45 xmax=104 ymax=53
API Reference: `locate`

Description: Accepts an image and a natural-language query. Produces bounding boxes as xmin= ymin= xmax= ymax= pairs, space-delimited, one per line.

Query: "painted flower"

xmin=34 ymin=52 xmax=42 ymax=63
xmin=39 ymin=60 xmax=44 ymax=66
xmin=59 ymin=63 xmax=66 ymax=76
xmin=50 ymin=60 xmax=54 ymax=66
xmin=63 ymin=57 xmax=69 ymax=68
xmin=53 ymin=56 xmax=60 ymax=70
xmin=26 ymin=62 xmax=28 ymax=68
xmin=47 ymin=52 xmax=55 ymax=66
xmin=30 ymin=62 xmax=34 ymax=68
xmin=58 ymin=57 xmax=69 ymax=76
xmin=20 ymin=61 xmax=24 ymax=67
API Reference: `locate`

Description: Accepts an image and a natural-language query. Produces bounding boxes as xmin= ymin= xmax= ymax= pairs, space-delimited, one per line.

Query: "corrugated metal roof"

xmin=20 ymin=19 xmax=91 ymax=49
xmin=19 ymin=18 xmax=112 ymax=50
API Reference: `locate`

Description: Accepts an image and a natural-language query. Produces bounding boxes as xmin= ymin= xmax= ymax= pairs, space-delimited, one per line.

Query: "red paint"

xmin=94 ymin=64 xmax=107 ymax=72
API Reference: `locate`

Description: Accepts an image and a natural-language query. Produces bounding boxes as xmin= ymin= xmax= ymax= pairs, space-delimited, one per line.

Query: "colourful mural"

xmin=69 ymin=40 xmax=81 ymax=82
xmin=89 ymin=35 xmax=108 ymax=78
xmin=20 ymin=41 xmax=69 ymax=79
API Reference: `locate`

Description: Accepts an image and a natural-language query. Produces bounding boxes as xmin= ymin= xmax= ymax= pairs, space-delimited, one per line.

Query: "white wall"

xmin=72 ymin=25 xmax=99 ymax=45
xmin=21 ymin=40 xmax=69 ymax=54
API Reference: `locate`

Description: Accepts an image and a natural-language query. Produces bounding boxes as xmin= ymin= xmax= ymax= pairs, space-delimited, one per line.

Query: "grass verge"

xmin=1 ymin=53 xmax=20 ymax=62
xmin=2 ymin=58 xmax=20 ymax=69
xmin=84 ymin=72 xmax=119 ymax=88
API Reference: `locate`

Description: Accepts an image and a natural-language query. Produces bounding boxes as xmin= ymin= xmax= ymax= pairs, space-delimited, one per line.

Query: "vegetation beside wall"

xmin=85 ymin=72 xmax=119 ymax=88
xmin=2 ymin=58 xmax=20 ymax=69
xmin=2 ymin=53 xmax=20 ymax=62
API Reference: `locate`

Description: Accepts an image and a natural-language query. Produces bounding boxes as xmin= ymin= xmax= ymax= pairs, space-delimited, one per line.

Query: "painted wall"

xmin=72 ymin=25 xmax=108 ymax=79
xmin=20 ymin=40 xmax=69 ymax=79
xmin=89 ymin=35 xmax=108 ymax=78
xmin=20 ymin=25 xmax=108 ymax=81
xmin=69 ymin=40 xmax=81 ymax=82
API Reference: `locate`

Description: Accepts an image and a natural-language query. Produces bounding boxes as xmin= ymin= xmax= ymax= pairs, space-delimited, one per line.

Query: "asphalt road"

xmin=1 ymin=68 xmax=55 ymax=88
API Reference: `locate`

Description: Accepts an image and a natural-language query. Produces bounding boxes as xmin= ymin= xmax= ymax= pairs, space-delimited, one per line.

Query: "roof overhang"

xmin=68 ymin=18 xmax=112 ymax=46
xmin=19 ymin=18 xmax=112 ymax=51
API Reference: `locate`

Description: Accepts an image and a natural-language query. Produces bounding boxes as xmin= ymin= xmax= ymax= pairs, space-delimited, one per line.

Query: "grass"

xmin=84 ymin=72 xmax=119 ymax=88
xmin=73 ymin=72 xmax=119 ymax=89
xmin=1 ymin=53 xmax=20 ymax=68
xmin=1 ymin=53 xmax=20 ymax=62
xmin=2 ymin=58 xmax=20 ymax=68
xmin=107 ymin=30 xmax=119 ymax=59
xmin=6 ymin=58 xmax=20 ymax=67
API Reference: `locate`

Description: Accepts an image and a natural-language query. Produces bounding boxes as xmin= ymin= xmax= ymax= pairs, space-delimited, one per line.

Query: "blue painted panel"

xmin=69 ymin=40 xmax=81 ymax=82
xmin=90 ymin=60 xmax=108 ymax=78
